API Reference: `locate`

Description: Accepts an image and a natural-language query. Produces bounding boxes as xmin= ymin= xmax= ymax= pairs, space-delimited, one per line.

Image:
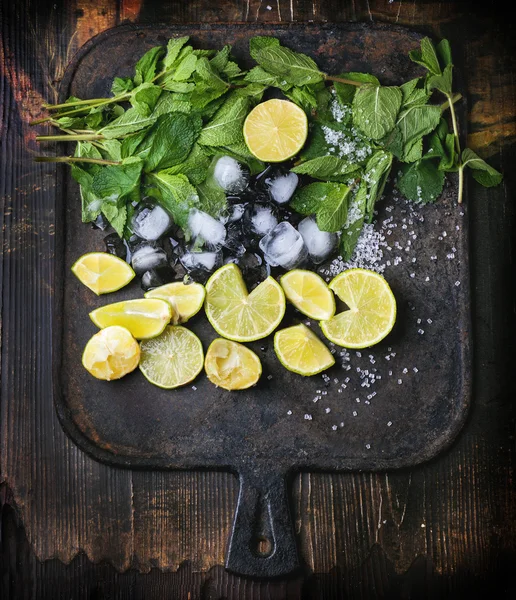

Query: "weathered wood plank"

xmin=1 ymin=1 xmax=515 ymax=599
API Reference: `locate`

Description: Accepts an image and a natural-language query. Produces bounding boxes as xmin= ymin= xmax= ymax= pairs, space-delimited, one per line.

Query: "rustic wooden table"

xmin=1 ymin=1 xmax=515 ymax=598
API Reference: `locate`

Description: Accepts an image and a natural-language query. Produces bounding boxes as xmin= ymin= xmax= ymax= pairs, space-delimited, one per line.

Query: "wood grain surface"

xmin=1 ymin=1 xmax=515 ymax=598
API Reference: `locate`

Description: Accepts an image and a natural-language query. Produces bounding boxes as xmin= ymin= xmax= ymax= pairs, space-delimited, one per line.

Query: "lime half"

xmin=204 ymin=263 xmax=285 ymax=342
xmin=243 ymin=99 xmax=308 ymax=162
xmin=320 ymin=268 xmax=396 ymax=348
xmin=139 ymin=325 xmax=204 ymax=389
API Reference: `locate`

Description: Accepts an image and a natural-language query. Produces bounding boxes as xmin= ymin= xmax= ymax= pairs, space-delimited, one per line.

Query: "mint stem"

xmin=36 ymin=133 xmax=105 ymax=142
xmin=440 ymin=93 xmax=462 ymax=113
xmin=446 ymin=92 xmax=463 ymax=204
xmin=325 ymin=75 xmax=362 ymax=87
xmin=31 ymin=94 xmax=131 ymax=125
xmin=35 ymin=156 xmax=120 ymax=165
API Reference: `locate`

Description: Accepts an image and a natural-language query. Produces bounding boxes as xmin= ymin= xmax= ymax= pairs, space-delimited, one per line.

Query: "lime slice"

xmin=274 ymin=324 xmax=335 ymax=376
xmin=243 ymin=99 xmax=308 ymax=162
xmin=72 ymin=251 xmax=135 ymax=295
xmin=320 ymin=268 xmax=396 ymax=348
xmin=90 ymin=298 xmax=172 ymax=340
xmin=280 ymin=270 xmax=336 ymax=320
xmin=204 ymin=263 xmax=286 ymax=342
xmin=82 ymin=325 xmax=140 ymax=381
xmin=145 ymin=281 xmax=205 ymax=324
xmin=205 ymin=338 xmax=262 ymax=390
xmin=139 ymin=325 xmax=204 ymax=389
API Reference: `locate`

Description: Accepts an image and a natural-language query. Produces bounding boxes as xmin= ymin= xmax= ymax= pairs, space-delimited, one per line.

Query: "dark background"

xmin=1 ymin=1 xmax=515 ymax=598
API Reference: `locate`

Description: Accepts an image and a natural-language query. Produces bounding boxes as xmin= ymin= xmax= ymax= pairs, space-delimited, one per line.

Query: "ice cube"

xmin=223 ymin=222 xmax=246 ymax=258
xmin=180 ymin=250 xmax=222 ymax=273
xmin=297 ymin=216 xmax=339 ymax=264
xmin=227 ymin=203 xmax=246 ymax=223
xmin=212 ymin=156 xmax=249 ymax=194
xmin=104 ymin=232 xmax=132 ymax=263
xmin=131 ymin=203 xmax=172 ymax=241
xmin=267 ymin=172 xmax=299 ymax=204
xmin=131 ymin=244 xmax=169 ymax=274
xmin=259 ymin=222 xmax=308 ymax=269
xmin=141 ymin=266 xmax=176 ymax=292
xmin=188 ymin=208 xmax=227 ymax=248
xmin=247 ymin=204 xmax=278 ymax=236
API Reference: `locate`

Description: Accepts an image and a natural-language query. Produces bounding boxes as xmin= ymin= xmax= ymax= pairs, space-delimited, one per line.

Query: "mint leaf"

xmin=198 ymin=95 xmax=249 ymax=146
xmin=130 ymin=83 xmax=162 ymax=116
xmin=397 ymin=103 xmax=442 ymax=147
xmin=210 ymin=45 xmax=231 ymax=72
xmin=334 ymin=72 xmax=379 ymax=105
xmin=148 ymin=172 xmax=199 ymax=227
xmin=196 ymin=178 xmax=227 ymax=217
xmin=461 ymin=148 xmax=503 ymax=187
xmin=283 ymin=85 xmax=317 ymax=112
xmin=427 ymin=63 xmax=453 ymax=96
xmin=292 ymin=156 xmax=360 ymax=181
xmin=195 ymin=56 xmax=229 ymax=89
xmin=134 ymin=46 xmax=164 ymax=86
xmin=99 ymin=107 xmax=157 ymax=139
xmin=91 ymin=157 xmax=143 ymax=202
xmin=162 ymin=36 xmax=190 ymax=69
xmin=101 ymin=203 xmax=127 ymax=238
xmin=436 ymin=39 xmax=452 ymax=69
xmin=363 ymin=150 xmax=392 ymax=220
xmin=173 ymin=53 xmax=198 ymax=81
xmin=426 ymin=119 xmax=457 ymax=171
xmin=400 ymin=78 xmax=430 ymax=108
xmin=72 ymin=143 xmax=103 ymax=223
xmin=340 ymin=181 xmax=367 ymax=260
xmin=152 ymin=92 xmax=192 ymax=116
xmin=290 ymin=182 xmax=339 ymax=216
xmin=142 ymin=112 xmax=202 ymax=172
xmin=353 ymin=85 xmax=402 ymax=140
xmin=250 ymin=39 xmax=325 ymax=86
xmin=244 ymin=65 xmax=291 ymax=90
xmin=396 ymin=158 xmax=445 ymax=203
xmin=316 ymin=183 xmax=350 ymax=233
xmin=158 ymin=143 xmax=211 ymax=185
xmin=111 ymin=76 xmax=134 ymax=96
xmin=409 ymin=37 xmax=441 ymax=76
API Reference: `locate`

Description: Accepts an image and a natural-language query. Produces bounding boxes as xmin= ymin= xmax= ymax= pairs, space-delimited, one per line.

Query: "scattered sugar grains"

xmin=298 ymin=190 xmax=460 ymax=433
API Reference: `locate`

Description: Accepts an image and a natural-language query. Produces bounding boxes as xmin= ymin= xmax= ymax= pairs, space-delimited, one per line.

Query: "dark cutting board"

xmin=53 ymin=23 xmax=471 ymax=578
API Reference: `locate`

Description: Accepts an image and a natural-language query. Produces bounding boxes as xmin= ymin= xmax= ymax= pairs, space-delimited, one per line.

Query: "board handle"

xmin=225 ymin=468 xmax=300 ymax=578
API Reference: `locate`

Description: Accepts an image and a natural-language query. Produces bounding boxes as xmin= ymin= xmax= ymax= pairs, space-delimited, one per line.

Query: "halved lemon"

xmin=139 ymin=325 xmax=204 ymax=389
xmin=90 ymin=298 xmax=172 ymax=340
xmin=145 ymin=281 xmax=205 ymax=324
xmin=243 ymin=98 xmax=308 ymax=162
xmin=274 ymin=324 xmax=335 ymax=376
xmin=71 ymin=252 xmax=135 ymax=295
xmin=205 ymin=338 xmax=262 ymax=390
xmin=204 ymin=263 xmax=285 ymax=342
xmin=82 ymin=325 xmax=140 ymax=381
xmin=280 ymin=269 xmax=336 ymax=320
xmin=320 ymin=268 xmax=396 ymax=348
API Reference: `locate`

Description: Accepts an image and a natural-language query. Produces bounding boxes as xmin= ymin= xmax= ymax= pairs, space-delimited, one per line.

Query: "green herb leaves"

xmin=353 ymin=85 xmax=402 ymax=140
xmin=35 ymin=32 xmax=503 ymax=266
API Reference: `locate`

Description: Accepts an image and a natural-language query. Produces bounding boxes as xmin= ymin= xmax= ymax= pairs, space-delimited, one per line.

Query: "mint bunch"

xmin=34 ymin=35 xmax=502 ymax=262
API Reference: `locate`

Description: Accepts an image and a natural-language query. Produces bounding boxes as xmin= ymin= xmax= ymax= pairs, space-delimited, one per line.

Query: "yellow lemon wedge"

xmin=71 ymin=252 xmax=135 ymax=295
xmin=89 ymin=298 xmax=172 ymax=340
xmin=145 ymin=281 xmax=205 ymax=324
xmin=274 ymin=324 xmax=335 ymax=376
xmin=280 ymin=269 xmax=336 ymax=320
